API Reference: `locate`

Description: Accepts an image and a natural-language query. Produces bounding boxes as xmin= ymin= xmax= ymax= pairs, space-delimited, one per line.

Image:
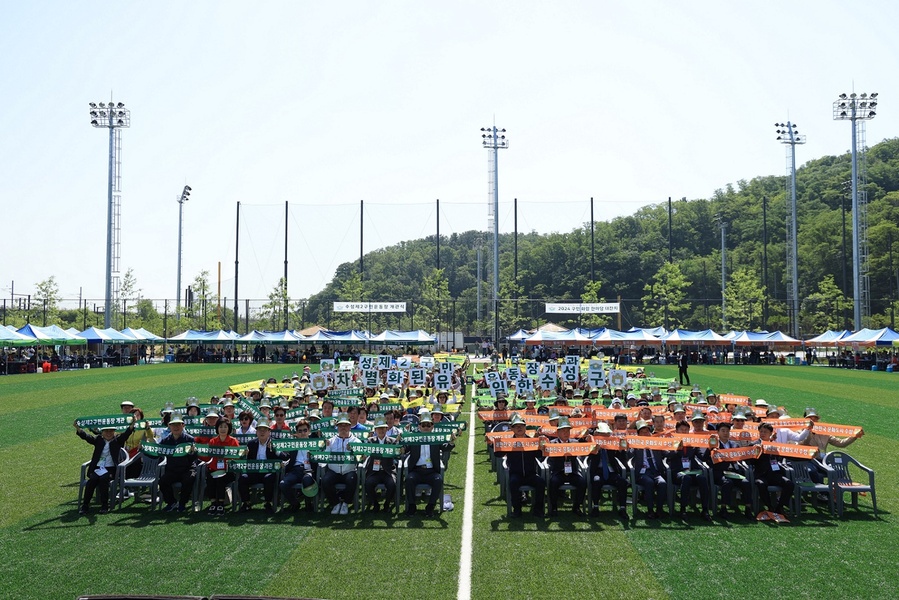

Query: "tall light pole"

xmin=481 ymin=125 xmax=508 ymax=347
xmin=716 ymin=214 xmax=727 ymax=328
xmin=176 ymin=185 xmax=191 ymax=321
xmin=89 ymin=100 xmax=130 ymax=328
xmin=834 ymin=92 xmax=878 ymax=330
xmin=776 ymin=122 xmax=806 ymax=338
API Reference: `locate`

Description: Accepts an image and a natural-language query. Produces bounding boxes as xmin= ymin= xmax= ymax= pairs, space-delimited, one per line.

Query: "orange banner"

xmin=761 ymin=418 xmax=812 ymax=430
xmin=485 ymin=431 xmax=514 ymax=445
xmin=812 ymin=422 xmax=864 ymax=437
xmin=711 ymin=445 xmax=761 ymax=463
xmin=541 ymin=442 xmax=596 ymax=457
xmin=671 ymin=433 xmax=719 ymax=448
xmin=569 ymin=418 xmax=597 ymax=428
xmin=591 ymin=436 xmax=629 ymax=451
xmin=589 ymin=408 xmax=640 ymax=420
xmin=625 ymin=436 xmax=681 ymax=451
xmin=477 ymin=410 xmax=512 ymax=421
xmin=760 ymin=442 xmax=819 ymax=459
xmin=538 ymin=427 xmax=591 ymax=439
xmin=730 ymin=429 xmax=759 ymax=442
xmin=719 ymin=394 xmax=750 ymax=406
xmin=707 ymin=412 xmax=732 ymax=425
xmin=493 ymin=438 xmax=541 ymax=452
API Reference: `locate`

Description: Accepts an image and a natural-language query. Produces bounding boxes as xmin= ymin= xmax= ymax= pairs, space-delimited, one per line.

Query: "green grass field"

xmin=1 ymin=363 xmax=896 ymax=600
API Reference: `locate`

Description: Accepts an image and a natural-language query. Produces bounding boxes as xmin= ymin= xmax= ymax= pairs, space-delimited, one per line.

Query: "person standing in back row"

xmin=678 ymin=351 xmax=690 ymax=386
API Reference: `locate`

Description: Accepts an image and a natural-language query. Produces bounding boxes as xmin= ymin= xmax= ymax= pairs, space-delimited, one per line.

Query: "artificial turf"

xmin=0 ymin=362 xmax=895 ymax=600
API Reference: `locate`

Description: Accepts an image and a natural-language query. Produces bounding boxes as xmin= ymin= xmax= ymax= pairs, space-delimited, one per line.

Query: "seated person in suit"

xmin=321 ymin=413 xmax=361 ymax=515
xmin=364 ymin=417 xmax=398 ymax=513
xmin=75 ymin=418 xmax=135 ymax=515
xmin=670 ymin=417 xmax=711 ymax=521
xmin=495 ymin=413 xmax=545 ymax=518
xmin=239 ymin=418 xmax=287 ymax=514
xmin=751 ymin=422 xmax=795 ymax=517
xmin=279 ymin=418 xmax=318 ymax=513
xmin=402 ymin=411 xmax=451 ymax=517
xmin=158 ymin=413 xmax=198 ymax=513
xmin=708 ymin=422 xmax=753 ymax=519
xmin=631 ymin=419 xmax=668 ymax=519
xmin=543 ymin=417 xmax=587 ymax=517
xmin=587 ymin=422 xmax=629 ymax=519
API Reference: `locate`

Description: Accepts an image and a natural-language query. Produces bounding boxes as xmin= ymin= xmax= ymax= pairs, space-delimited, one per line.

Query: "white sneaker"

xmin=331 ymin=504 xmax=341 ymax=515
xmin=338 ymin=502 xmax=349 ymax=515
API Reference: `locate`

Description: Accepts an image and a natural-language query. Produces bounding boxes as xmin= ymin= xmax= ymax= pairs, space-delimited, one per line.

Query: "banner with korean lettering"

xmin=711 ymin=446 xmax=761 ymax=464
xmin=398 ymin=432 xmax=454 ymax=445
xmin=760 ymin=442 xmax=819 ymax=460
xmin=493 ymin=438 xmax=541 ymax=452
xmin=545 ymin=302 xmax=620 ymax=314
xmin=625 ymin=436 xmax=682 ymax=451
xmin=333 ymin=302 xmax=407 ymax=313
xmin=812 ymin=422 xmax=864 ymax=437
xmin=541 ymin=442 xmax=595 ymax=457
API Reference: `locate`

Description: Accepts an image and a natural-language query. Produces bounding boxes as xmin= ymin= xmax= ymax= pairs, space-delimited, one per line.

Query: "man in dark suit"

xmin=678 ymin=351 xmax=690 ymax=385
xmin=494 ymin=413 xmax=545 ymax=518
xmin=709 ymin=422 xmax=753 ymax=519
xmin=402 ymin=412 xmax=451 ymax=517
xmin=631 ymin=419 xmax=669 ymax=519
xmin=158 ymin=413 xmax=198 ymax=512
xmin=544 ymin=417 xmax=587 ymax=516
xmin=364 ymin=417 xmax=398 ymax=513
xmin=751 ymin=422 xmax=794 ymax=517
xmin=240 ymin=418 xmax=287 ymax=513
xmin=587 ymin=422 xmax=629 ymax=519
xmin=75 ymin=419 xmax=134 ymax=515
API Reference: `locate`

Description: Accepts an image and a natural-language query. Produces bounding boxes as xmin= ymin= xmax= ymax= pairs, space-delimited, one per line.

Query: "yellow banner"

xmin=229 ymin=380 xmax=264 ymax=394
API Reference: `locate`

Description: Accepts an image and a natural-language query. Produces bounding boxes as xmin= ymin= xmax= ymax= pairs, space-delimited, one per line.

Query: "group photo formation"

xmin=5 ymin=3 xmax=899 ymax=600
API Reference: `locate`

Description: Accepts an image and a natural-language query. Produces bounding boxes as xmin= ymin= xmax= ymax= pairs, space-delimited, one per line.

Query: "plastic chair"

xmin=116 ymin=451 xmax=162 ymax=510
xmin=699 ymin=459 xmax=750 ymax=515
xmin=587 ymin=456 xmax=628 ymax=514
xmin=399 ymin=454 xmax=446 ymax=514
xmin=745 ymin=462 xmax=790 ymax=516
xmin=359 ymin=455 xmax=401 ymax=514
xmin=315 ymin=462 xmax=362 ymax=513
xmin=786 ymin=459 xmax=834 ymax=517
xmin=500 ymin=455 xmax=547 ymax=517
xmin=824 ymin=451 xmax=877 ymax=517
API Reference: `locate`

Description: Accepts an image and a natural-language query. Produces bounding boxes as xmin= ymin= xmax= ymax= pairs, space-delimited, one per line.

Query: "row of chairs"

xmin=89 ymin=451 xmax=443 ymax=515
xmin=486 ymin=428 xmax=876 ymax=519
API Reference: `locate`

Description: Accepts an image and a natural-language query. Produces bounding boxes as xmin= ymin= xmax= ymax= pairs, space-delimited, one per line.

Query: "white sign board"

xmin=333 ymin=302 xmax=407 ymax=313
xmin=545 ymin=302 xmax=620 ymax=314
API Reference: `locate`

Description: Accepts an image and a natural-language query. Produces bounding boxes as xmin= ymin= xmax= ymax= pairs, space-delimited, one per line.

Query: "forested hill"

xmin=300 ymin=137 xmax=899 ymax=336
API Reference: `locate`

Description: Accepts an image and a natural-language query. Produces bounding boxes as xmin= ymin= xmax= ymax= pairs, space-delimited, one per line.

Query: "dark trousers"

xmin=713 ymin=471 xmax=751 ymax=508
xmin=321 ymin=469 xmax=358 ymax=506
xmin=676 ymin=471 xmax=709 ymax=511
xmin=364 ymin=470 xmax=397 ymax=507
xmin=549 ymin=472 xmax=586 ymax=510
xmin=405 ymin=467 xmax=442 ymax=509
xmin=637 ymin=471 xmax=668 ymax=513
xmin=206 ymin=471 xmax=236 ymax=501
xmin=679 ymin=367 xmax=690 ymax=385
xmin=279 ymin=466 xmax=315 ymax=508
xmin=755 ymin=473 xmax=795 ymax=513
xmin=509 ymin=472 xmax=546 ymax=512
xmin=83 ymin=469 xmax=115 ymax=509
xmin=239 ymin=472 xmax=278 ymax=504
xmin=591 ymin=473 xmax=628 ymax=508
xmin=160 ymin=466 xmax=196 ymax=506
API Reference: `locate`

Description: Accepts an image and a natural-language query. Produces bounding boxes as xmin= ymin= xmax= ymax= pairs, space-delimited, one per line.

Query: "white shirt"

xmin=416 ymin=444 xmax=432 ymax=468
xmin=326 ymin=434 xmax=359 ymax=474
xmin=256 ymin=441 xmax=269 ymax=460
xmin=776 ymin=428 xmax=810 ymax=444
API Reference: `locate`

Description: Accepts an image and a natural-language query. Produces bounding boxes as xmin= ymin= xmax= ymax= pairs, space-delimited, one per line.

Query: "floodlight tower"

xmin=481 ymin=125 xmax=508 ymax=347
xmin=176 ymin=185 xmax=191 ymax=320
xmin=89 ymin=100 xmax=130 ymax=328
xmin=775 ymin=122 xmax=806 ymax=338
xmin=834 ymin=92 xmax=878 ymax=330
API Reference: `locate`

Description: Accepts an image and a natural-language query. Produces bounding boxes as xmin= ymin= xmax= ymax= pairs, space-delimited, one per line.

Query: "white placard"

xmin=359 ymin=355 xmax=377 ymax=370
xmin=386 ymin=370 xmax=404 ymax=386
xmin=608 ymin=369 xmax=628 ymax=388
xmin=362 ymin=369 xmax=379 ymax=387
xmin=437 ymin=361 xmax=453 ymax=375
xmin=320 ymin=359 xmax=335 ymax=372
xmin=517 ymin=378 xmax=535 ymax=394
xmin=587 ymin=368 xmax=605 ymax=389
xmin=396 ymin=356 xmax=412 ymax=370
xmin=419 ymin=356 xmax=435 ymax=369
xmin=505 ymin=367 xmax=520 ymax=381
xmin=545 ymin=302 xmax=620 ymax=314
xmin=538 ymin=371 xmax=557 ymax=390
xmin=333 ymin=302 xmax=407 ymax=313
xmin=489 ymin=379 xmax=508 ymax=397
xmin=565 ymin=355 xmax=579 ymax=365
xmin=526 ymin=362 xmax=540 ymax=378
xmin=409 ymin=368 xmax=426 ymax=387
xmin=333 ymin=371 xmax=352 ymax=390
xmin=433 ymin=372 xmax=451 ymax=389
xmin=485 ymin=371 xmax=501 ymax=385
xmin=339 ymin=360 xmax=354 ymax=371
xmin=377 ymin=355 xmax=392 ymax=371
xmin=311 ymin=373 xmax=328 ymax=391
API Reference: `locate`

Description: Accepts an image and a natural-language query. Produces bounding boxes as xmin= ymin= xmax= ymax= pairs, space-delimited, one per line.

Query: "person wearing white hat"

xmin=587 ymin=422 xmax=628 ymax=519
xmin=74 ymin=417 xmax=135 ymax=515
xmin=322 ymin=414 xmax=361 ymax=515
xmin=158 ymin=413 xmax=198 ymax=513
xmin=364 ymin=417 xmax=399 ymax=513
xmin=239 ymin=418 xmax=287 ymax=514
xmin=402 ymin=412 xmax=451 ymax=517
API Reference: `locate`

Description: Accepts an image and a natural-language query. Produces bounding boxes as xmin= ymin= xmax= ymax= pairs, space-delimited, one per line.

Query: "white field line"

xmin=457 ymin=399 xmax=476 ymax=600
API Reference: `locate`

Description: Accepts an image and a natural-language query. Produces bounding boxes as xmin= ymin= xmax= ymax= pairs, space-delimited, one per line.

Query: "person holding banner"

xmin=544 ymin=417 xmax=587 ymax=517
xmin=708 ymin=423 xmax=753 ymax=519
xmin=800 ymin=408 xmax=862 ymax=485
xmin=205 ymin=417 xmax=240 ymax=515
xmin=751 ymin=423 xmax=795 ymax=518
xmin=631 ymin=420 xmax=669 ymax=520
xmin=496 ymin=414 xmax=546 ymax=518
xmin=279 ymin=419 xmax=318 ymax=513
xmin=587 ymin=422 xmax=629 ymax=519
xmin=364 ymin=418 xmax=398 ymax=513
xmin=671 ymin=419 xmax=712 ymax=522
xmin=158 ymin=413 xmax=198 ymax=513
xmin=239 ymin=419 xmax=287 ymax=514
xmin=322 ymin=414 xmax=361 ymax=515
xmin=402 ymin=412 xmax=450 ymax=517
xmin=75 ymin=418 xmax=135 ymax=515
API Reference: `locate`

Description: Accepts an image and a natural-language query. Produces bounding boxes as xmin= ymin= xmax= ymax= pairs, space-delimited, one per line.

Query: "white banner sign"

xmin=333 ymin=302 xmax=407 ymax=313
xmin=545 ymin=302 xmax=620 ymax=314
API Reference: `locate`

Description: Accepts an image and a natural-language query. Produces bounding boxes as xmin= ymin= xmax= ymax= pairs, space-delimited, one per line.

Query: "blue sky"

xmin=3 ymin=1 xmax=898 ymax=307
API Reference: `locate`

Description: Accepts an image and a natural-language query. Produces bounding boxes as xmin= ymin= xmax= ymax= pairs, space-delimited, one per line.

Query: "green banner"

xmin=432 ymin=421 xmax=466 ymax=433
xmin=138 ymin=418 xmax=165 ymax=429
xmin=272 ymin=439 xmax=328 ymax=452
xmin=76 ymin=414 xmax=134 ymax=429
xmin=234 ymin=433 xmax=257 ymax=445
xmin=348 ymin=442 xmax=403 ymax=457
xmin=330 ymin=397 xmax=362 ymax=407
xmin=329 ymin=389 xmax=363 ymax=397
xmin=228 ymin=459 xmax=283 ymax=473
xmin=398 ymin=432 xmax=454 ymax=446
xmin=141 ymin=441 xmax=194 ymax=457
xmin=194 ymin=444 xmax=247 ymax=458
xmin=310 ymin=417 xmax=336 ymax=432
xmin=185 ymin=426 xmax=217 ymax=438
xmin=237 ymin=397 xmax=263 ymax=420
xmin=309 ymin=452 xmax=360 ymax=464
xmin=285 ymin=407 xmax=307 ymax=420
xmin=375 ymin=403 xmax=403 ymax=412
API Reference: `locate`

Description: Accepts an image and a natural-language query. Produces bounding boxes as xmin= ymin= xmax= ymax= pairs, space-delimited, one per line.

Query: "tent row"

xmin=511 ymin=326 xmax=899 ymax=347
xmin=166 ymin=328 xmax=437 ymax=345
